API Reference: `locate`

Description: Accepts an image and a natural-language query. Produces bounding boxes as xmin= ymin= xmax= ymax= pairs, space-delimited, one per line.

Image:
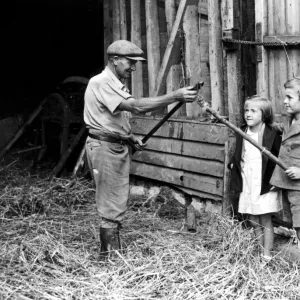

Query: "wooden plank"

xmin=112 ymin=0 xmax=121 ymax=41
xmin=145 ymin=0 xmax=161 ymax=96
xmin=133 ymin=151 xmax=224 ymax=177
xmin=120 ymin=0 xmax=127 ymax=39
xmin=131 ymin=0 xmax=144 ymax=99
xmin=183 ymin=2 xmax=202 ymax=118
xmin=103 ymin=0 xmax=113 ymax=66
xmin=226 ymin=52 xmax=242 ymax=126
xmin=222 ymin=137 xmax=235 ymax=215
xmin=130 ymin=162 xmax=224 ymax=196
xmin=286 ymin=1 xmax=300 ymax=79
xmin=208 ymin=0 xmax=224 ymax=114
xmin=255 ymin=0 xmax=269 ymax=98
xmin=268 ymin=49 xmax=276 ymax=106
xmin=177 ymin=186 xmax=223 ymax=201
xmin=130 ymin=117 xmax=230 ymax=144
xmin=134 ymin=135 xmax=225 ymax=162
xmin=199 ymin=3 xmax=211 ymax=108
xmin=286 ymin=0 xmax=300 ymax=34
xmin=274 ymin=0 xmax=286 ymax=35
xmin=221 ymin=0 xmax=243 ymax=125
xmin=267 ymin=0 xmax=274 ymax=35
xmin=154 ymin=0 xmax=187 ymax=97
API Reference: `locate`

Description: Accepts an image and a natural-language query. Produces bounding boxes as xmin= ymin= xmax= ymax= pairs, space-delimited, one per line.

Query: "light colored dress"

xmin=238 ymin=128 xmax=282 ymax=215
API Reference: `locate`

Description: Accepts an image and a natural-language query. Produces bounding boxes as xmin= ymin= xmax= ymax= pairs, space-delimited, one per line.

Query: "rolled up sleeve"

xmin=99 ymin=82 xmax=133 ymax=115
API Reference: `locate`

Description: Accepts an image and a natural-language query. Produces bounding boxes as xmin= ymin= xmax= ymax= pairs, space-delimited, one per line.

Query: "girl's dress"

xmin=238 ymin=128 xmax=282 ymax=215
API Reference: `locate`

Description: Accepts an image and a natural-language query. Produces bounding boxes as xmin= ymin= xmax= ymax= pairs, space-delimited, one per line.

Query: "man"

xmin=84 ymin=40 xmax=197 ymax=256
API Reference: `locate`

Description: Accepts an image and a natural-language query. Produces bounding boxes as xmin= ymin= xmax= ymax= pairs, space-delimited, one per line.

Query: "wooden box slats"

xmin=130 ymin=117 xmax=230 ymax=201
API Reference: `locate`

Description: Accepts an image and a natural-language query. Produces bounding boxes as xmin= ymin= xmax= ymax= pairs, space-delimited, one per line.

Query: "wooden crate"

xmin=130 ymin=116 xmax=235 ymax=212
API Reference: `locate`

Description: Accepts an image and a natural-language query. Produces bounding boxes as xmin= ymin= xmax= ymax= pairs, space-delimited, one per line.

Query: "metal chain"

xmin=178 ymin=29 xmax=190 ymax=87
xmin=222 ymin=38 xmax=300 ymax=46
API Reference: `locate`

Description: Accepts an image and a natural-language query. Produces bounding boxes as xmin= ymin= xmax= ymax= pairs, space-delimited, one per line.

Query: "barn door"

xmin=255 ymin=0 xmax=300 ymax=123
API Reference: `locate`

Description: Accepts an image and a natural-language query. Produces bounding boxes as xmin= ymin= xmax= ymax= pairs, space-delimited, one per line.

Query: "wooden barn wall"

xmin=256 ymin=0 xmax=300 ymax=123
xmin=130 ymin=117 xmax=230 ymax=202
xmin=103 ymin=1 xmax=234 ymax=206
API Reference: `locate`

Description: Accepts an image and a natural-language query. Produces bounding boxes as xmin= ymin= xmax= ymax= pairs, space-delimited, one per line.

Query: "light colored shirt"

xmin=84 ymin=67 xmax=133 ymax=137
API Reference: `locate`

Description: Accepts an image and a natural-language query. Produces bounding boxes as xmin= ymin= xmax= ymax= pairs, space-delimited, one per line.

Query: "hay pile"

xmin=1 ymin=162 xmax=300 ymax=300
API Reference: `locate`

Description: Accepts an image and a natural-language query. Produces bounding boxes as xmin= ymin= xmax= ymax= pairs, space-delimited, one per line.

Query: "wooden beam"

xmin=131 ymin=0 xmax=143 ymax=99
xmin=120 ymin=0 xmax=127 ymax=39
xmin=133 ymin=135 xmax=225 ymax=162
xmin=165 ymin=0 xmax=183 ymax=117
xmin=103 ymin=0 xmax=113 ymax=66
xmin=208 ymin=0 xmax=224 ymax=114
xmin=130 ymin=162 xmax=224 ymax=196
xmin=255 ymin=0 xmax=268 ymax=97
xmin=130 ymin=117 xmax=230 ymax=144
xmin=133 ymin=151 xmax=224 ymax=177
xmin=112 ymin=0 xmax=121 ymax=41
xmin=183 ymin=2 xmax=202 ymax=118
xmin=154 ymin=0 xmax=188 ymax=97
xmin=221 ymin=0 xmax=242 ymax=126
xmin=222 ymin=137 xmax=235 ymax=215
xmin=145 ymin=0 xmax=161 ymax=96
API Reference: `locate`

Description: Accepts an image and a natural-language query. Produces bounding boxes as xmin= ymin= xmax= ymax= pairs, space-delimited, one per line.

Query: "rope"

xmin=222 ymin=38 xmax=300 ymax=47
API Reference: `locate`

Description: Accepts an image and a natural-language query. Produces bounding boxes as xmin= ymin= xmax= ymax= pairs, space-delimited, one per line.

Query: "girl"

xmin=230 ymin=95 xmax=282 ymax=260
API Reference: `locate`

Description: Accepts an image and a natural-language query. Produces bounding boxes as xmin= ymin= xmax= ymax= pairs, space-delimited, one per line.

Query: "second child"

xmin=230 ymin=96 xmax=282 ymax=260
xmin=270 ymin=77 xmax=300 ymax=250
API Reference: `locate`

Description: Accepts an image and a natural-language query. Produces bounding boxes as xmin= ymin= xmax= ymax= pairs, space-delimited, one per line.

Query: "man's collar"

xmin=104 ymin=66 xmax=125 ymax=89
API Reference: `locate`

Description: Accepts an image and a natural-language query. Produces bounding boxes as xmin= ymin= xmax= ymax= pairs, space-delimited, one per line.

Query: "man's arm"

xmin=118 ymin=86 xmax=197 ymax=114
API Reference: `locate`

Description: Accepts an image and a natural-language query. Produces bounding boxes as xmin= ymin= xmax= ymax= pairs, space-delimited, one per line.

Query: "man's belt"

xmin=88 ymin=132 xmax=128 ymax=145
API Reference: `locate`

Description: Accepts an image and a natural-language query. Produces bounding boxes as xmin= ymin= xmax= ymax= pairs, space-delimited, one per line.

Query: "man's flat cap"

xmin=107 ymin=40 xmax=146 ymax=61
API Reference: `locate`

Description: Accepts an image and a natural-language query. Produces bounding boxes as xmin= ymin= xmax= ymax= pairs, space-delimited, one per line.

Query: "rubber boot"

xmin=99 ymin=227 xmax=121 ymax=258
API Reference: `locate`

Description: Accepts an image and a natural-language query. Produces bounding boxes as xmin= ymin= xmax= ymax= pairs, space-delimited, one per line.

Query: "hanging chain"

xmin=178 ymin=29 xmax=190 ymax=87
xmin=222 ymin=38 xmax=300 ymax=47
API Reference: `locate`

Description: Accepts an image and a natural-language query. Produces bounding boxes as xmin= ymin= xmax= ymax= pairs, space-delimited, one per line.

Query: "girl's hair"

xmin=284 ymin=77 xmax=300 ymax=95
xmin=244 ymin=95 xmax=274 ymax=125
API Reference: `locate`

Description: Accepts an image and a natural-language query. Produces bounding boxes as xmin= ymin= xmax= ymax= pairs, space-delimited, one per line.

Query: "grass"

xmin=0 ymin=161 xmax=300 ymax=300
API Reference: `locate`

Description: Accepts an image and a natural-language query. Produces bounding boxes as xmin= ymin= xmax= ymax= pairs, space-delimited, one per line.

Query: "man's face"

xmin=114 ymin=57 xmax=136 ymax=79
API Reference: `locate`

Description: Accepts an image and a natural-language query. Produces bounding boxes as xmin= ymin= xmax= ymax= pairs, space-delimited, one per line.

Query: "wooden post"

xmin=165 ymin=0 xmax=184 ymax=117
xmin=255 ymin=0 xmax=268 ymax=98
xmin=222 ymin=137 xmax=235 ymax=215
xmin=199 ymin=0 xmax=212 ymax=112
xmin=131 ymin=0 xmax=144 ymax=99
xmin=112 ymin=0 xmax=121 ymax=41
xmin=103 ymin=0 xmax=113 ymax=66
xmin=208 ymin=0 xmax=224 ymax=115
xmin=120 ymin=0 xmax=127 ymax=40
xmin=155 ymin=0 xmax=187 ymax=97
xmin=145 ymin=0 xmax=161 ymax=96
xmin=221 ymin=0 xmax=242 ymax=126
xmin=183 ymin=2 xmax=201 ymax=118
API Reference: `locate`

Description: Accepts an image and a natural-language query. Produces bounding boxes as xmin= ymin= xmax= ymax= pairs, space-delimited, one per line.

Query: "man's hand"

xmin=172 ymin=86 xmax=198 ymax=103
xmin=285 ymin=167 xmax=300 ymax=180
xmin=129 ymin=135 xmax=147 ymax=152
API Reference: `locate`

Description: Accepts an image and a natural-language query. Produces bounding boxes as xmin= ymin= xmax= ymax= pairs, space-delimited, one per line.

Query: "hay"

xmin=0 ymin=162 xmax=300 ymax=300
